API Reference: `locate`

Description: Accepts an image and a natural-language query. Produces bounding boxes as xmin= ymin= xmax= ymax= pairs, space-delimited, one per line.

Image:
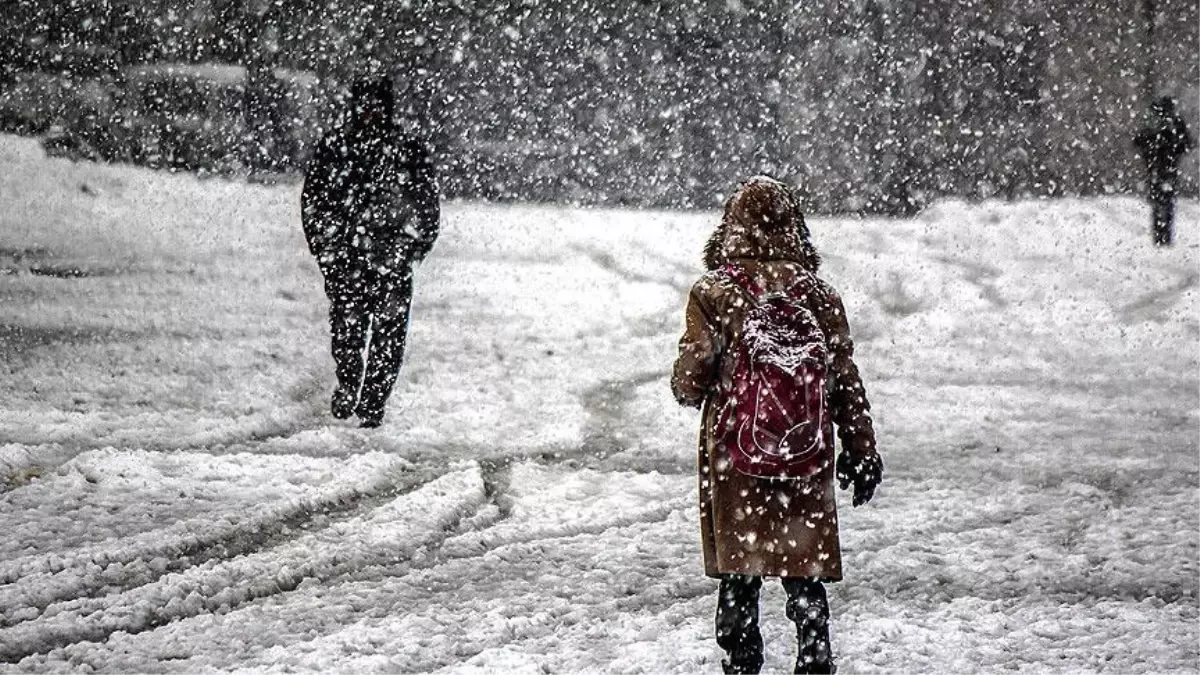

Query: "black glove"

xmin=836 ymin=451 xmax=882 ymax=507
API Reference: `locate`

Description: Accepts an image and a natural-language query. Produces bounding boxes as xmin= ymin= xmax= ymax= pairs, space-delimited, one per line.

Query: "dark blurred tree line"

xmin=0 ymin=0 xmax=1195 ymax=211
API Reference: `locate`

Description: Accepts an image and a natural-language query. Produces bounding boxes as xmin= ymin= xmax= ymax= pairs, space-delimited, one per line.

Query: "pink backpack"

xmin=714 ymin=265 xmax=831 ymax=479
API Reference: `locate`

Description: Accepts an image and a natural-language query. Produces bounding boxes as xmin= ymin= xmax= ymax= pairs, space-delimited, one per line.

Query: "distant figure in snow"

xmin=1134 ymin=95 xmax=1194 ymax=246
xmin=672 ymin=177 xmax=882 ymax=674
xmin=301 ymin=76 xmax=439 ymax=427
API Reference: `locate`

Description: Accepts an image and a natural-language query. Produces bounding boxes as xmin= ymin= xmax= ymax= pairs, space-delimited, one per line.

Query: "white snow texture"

xmin=0 ymin=135 xmax=1197 ymax=672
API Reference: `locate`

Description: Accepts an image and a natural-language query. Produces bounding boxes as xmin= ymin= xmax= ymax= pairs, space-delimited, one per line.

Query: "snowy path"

xmin=0 ymin=136 xmax=1196 ymax=672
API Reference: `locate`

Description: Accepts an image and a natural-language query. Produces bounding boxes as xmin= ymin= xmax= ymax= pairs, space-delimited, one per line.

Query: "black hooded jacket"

xmin=301 ymin=85 xmax=439 ymax=280
xmin=1135 ymin=103 xmax=1194 ymax=189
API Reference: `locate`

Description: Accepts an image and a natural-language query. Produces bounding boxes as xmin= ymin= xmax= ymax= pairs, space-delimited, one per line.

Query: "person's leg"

xmin=355 ymin=273 xmax=414 ymax=427
xmin=1161 ymin=193 xmax=1176 ymax=246
xmin=326 ymin=275 xmax=369 ymax=418
xmin=716 ymin=574 xmax=764 ymax=674
xmin=782 ymin=578 xmax=834 ymax=674
xmin=1152 ymin=190 xmax=1173 ymax=246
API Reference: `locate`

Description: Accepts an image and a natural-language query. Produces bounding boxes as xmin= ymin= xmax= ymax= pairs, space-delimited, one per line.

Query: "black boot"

xmin=722 ymin=656 xmax=763 ymax=675
xmin=357 ymin=410 xmax=384 ymax=429
xmin=331 ymin=386 xmax=357 ymax=420
xmin=716 ymin=575 xmax=764 ymax=674
xmin=783 ymin=578 xmax=835 ymax=674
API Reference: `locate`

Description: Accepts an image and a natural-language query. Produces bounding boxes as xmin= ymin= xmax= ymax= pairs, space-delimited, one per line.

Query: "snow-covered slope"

xmin=0 ymin=135 xmax=1196 ymax=672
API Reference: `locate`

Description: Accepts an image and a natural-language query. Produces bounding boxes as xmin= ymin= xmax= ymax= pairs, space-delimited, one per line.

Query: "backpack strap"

xmin=721 ymin=264 xmax=766 ymax=301
xmin=723 ymin=264 xmax=822 ymax=310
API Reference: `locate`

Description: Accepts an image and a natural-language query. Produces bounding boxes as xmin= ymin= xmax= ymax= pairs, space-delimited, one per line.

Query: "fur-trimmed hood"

xmin=703 ymin=176 xmax=820 ymax=272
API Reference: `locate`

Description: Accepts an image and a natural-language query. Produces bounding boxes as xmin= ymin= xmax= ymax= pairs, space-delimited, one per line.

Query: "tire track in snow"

xmin=1118 ymin=271 xmax=1198 ymax=323
xmin=322 ymin=483 xmax=688 ymax=592
xmin=0 ymin=453 xmax=419 ymax=629
xmin=295 ymin=464 xmax=699 ymax=672
xmin=1 ymin=365 xmax=337 ymax=478
xmin=470 ymin=440 xmax=685 ymax=544
xmin=478 ymin=457 xmax=516 ymax=520
xmin=0 ymin=444 xmax=76 ymax=494
xmin=581 ymin=371 xmax=668 ymax=459
xmin=571 ymin=244 xmax=693 ymax=295
xmin=0 ymin=407 xmax=324 ymax=481
xmin=571 ymin=243 xmax=692 ymax=341
xmin=932 ymin=254 xmax=1007 ymax=308
xmin=0 ymin=465 xmax=486 ymax=663
xmin=460 ymin=401 xmax=692 ymax=477
xmin=260 ymin=504 xmax=698 ymax=673
xmin=571 ymin=243 xmax=693 ymax=473
xmin=11 ymin=491 xmax=693 ymax=673
xmin=3 ymin=238 xmax=697 ymax=664
xmin=10 ymin=465 xmax=696 ymax=672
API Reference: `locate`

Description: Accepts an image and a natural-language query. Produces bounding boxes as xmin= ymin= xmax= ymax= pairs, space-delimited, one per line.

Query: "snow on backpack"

xmin=714 ymin=265 xmax=831 ymax=479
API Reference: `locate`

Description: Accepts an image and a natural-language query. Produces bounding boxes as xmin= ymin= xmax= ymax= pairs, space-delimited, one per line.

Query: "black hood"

xmin=348 ymin=76 xmax=396 ymax=131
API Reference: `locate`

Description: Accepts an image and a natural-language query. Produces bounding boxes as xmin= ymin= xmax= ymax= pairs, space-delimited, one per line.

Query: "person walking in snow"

xmin=1134 ymin=95 xmax=1194 ymax=246
xmin=301 ymin=75 xmax=440 ymax=428
xmin=672 ymin=176 xmax=882 ymax=674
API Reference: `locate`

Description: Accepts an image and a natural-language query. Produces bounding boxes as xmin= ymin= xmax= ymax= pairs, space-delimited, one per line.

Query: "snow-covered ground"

xmin=0 ymin=134 xmax=1196 ymax=673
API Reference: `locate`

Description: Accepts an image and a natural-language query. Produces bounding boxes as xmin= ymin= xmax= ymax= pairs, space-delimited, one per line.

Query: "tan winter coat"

xmin=672 ymin=180 xmax=877 ymax=581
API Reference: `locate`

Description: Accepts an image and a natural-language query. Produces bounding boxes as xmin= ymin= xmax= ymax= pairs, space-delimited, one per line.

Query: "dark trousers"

xmin=1150 ymin=190 xmax=1176 ymax=246
xmin=326 ymin=268 xmax=413 ymax=420
xmin=716 ymin=575 xmax=833 ymax=674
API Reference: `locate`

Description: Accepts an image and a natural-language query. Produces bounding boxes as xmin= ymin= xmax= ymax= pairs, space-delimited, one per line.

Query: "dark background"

xmin=1 ymin=0 xmax=1196 ymax=212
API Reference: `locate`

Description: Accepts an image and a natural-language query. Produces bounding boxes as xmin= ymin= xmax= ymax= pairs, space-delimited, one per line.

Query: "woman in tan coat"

xmin=672 ymin=176 xmax=882 ymax=674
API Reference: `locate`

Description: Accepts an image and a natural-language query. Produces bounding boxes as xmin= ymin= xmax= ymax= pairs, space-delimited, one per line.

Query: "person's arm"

xmin=377 ymin=139 xmax=440 ymax=266
xmin=1134 ymin=127 xmax=1153 ymax=154
xmin=407 ymin=139 xmax=441 ymax=262
xmin=672 ymin=280 xmax=721 ymax=408
xmin=815 ymin=280 xmax=881 ymax=505
xmin=1180 ymin=120 xmax=1195 ymax=153
xmin=300 ymin=138 xmax=342 ymax=268
xmin=819 ymin=286 xmax=877 ymax=460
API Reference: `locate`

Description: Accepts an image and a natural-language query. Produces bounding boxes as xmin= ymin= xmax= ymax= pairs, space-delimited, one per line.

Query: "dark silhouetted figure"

xmin=302 ymin=76 xmax=439 ymax=427
xmin=1134 ymin=96 xmax=1193 ymax=246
